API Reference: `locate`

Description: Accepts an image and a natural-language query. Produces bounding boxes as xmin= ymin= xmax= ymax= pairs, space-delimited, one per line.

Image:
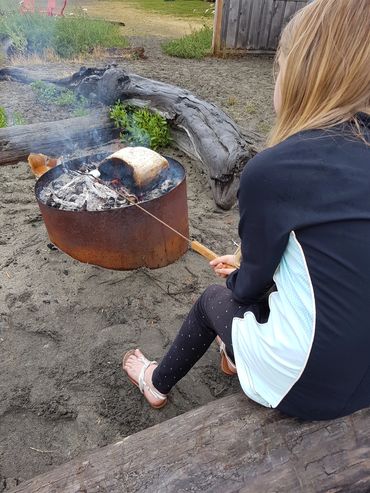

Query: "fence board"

xmin=267 ymin=0 xmax=287 ymax=49
xmin=257 ymin=0 xmax=276 ymax=49
xmin=225 ymin=0 xmax=242 ymax=48
xmin=235 ymin=0 xmax=254 ymax=49
xmin=213 ymin=0 xmax=310 ymax=55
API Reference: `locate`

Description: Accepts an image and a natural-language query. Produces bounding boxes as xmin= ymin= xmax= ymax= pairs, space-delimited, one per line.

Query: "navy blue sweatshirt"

xmin=227 ymin=113 xmax=370 ymax=420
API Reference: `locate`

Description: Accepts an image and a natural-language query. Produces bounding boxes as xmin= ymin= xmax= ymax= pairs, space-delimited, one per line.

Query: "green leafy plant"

xmin=110 ymin=102 xmax=171 ymax=150
xmin=0 ymin=107 xmax=7 ymax=128
xmin=162 ymin=26 xmax=213 ymax=59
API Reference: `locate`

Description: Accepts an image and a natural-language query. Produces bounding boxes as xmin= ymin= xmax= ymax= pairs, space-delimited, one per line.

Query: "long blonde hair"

xmin=268 ymin=0 xmax=370 ymax=147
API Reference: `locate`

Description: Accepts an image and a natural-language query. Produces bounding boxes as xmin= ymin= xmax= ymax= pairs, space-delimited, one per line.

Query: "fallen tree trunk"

xmin=0 ymin=112 xmax=118 ymax=165
xmin=0 ymin=66 xmax=257 ymax=209
xmin=9 ymin=393 xmax=370 ymax=493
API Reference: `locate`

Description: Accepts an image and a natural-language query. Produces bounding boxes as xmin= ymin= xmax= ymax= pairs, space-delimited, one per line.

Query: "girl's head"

xmin=269 ymin=0 xmax=370 ymax=146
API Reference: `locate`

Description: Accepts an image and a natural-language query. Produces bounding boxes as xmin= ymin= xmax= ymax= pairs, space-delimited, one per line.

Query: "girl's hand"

xmin=209 ymin=255 xmax=237 ymax=278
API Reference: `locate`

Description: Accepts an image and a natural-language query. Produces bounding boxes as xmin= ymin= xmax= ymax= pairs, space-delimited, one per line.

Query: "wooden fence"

xmin=213 ymin=0 xmax=311 ymax=55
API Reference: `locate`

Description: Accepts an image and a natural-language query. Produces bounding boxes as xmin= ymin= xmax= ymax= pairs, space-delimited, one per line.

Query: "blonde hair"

xmin=268 ymin=0 xmax=370 ymax=147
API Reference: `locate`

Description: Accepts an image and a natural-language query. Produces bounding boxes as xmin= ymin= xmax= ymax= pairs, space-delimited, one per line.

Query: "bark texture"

xmin=8 ymin=393 xmax=370 ymax=493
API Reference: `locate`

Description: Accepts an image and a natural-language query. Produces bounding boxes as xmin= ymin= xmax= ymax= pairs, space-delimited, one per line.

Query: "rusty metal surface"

xmin=35 ymin=154 xmax=189 ymax=270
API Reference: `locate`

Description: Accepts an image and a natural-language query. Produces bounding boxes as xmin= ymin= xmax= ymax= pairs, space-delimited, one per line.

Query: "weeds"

xmin=226 ymin=96 xmax=237 ymax=107
xmin=110 ymin=102 xmax=171 ymax=150
xmin=0 ymin=12 xmax=128 ymax=59
xmin=12 ymin=111 xmax=27 ymax=125
xmin=72 ymin=107 xmax=89 ymax=118
xmin=0 ymin=107 xmax=7 ymax=128
xmin=245 ymin=101 xmax=258 ymax=115
xmin=257 ymin=121 xmax=272 ymax=135
xmin=30 ymin=81 xmax=88 ymax=111
xmin=162 ymin=26 xmax=213 ymax=59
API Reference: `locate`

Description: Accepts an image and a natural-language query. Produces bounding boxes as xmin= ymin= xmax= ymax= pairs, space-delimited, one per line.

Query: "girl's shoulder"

xmin=245 ymin=122 xmax=369 ymax=180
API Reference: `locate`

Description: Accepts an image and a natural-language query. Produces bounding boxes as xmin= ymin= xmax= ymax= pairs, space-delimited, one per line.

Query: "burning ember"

xmin=38 ymin=147 xmax=182 ymax=212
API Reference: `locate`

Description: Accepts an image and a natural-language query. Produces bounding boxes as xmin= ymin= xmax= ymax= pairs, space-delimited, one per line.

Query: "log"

xmin=8 ymin=393 xmax=370 ymax=493
xmin=0 ymin=66 xmax=258 ymax=209
xmin=0 ymin=112 xmax=118 ymax=165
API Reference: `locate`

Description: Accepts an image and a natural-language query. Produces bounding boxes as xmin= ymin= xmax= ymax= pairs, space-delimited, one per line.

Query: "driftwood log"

xmin=0 ymin=111 xmax=118 ymax=164
xmin=8 ymin=392 xmax=370 ymax=493
xmin=0 ymin=66 xmax=257 ymax=209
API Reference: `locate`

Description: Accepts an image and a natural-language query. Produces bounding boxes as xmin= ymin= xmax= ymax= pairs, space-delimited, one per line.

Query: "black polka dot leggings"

xmin=151 ymin=284 xmax=249 ymax=395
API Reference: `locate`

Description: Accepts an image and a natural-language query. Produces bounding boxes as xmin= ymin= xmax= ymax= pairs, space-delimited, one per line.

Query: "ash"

xmin=39 ymin=170 xmax=130 ymax=211
xmin=143 ymin=179 xmax=177 ymax=201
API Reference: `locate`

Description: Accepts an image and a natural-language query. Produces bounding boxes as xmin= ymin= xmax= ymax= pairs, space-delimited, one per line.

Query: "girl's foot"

xmin=122 ymin=349 xmax=168 ymax=409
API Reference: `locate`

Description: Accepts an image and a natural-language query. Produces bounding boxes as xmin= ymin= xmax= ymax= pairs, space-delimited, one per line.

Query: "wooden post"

xmin=212 ymin=0 xmax=224 ymax=56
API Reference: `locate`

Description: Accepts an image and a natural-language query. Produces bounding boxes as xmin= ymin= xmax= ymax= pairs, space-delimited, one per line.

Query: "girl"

xmin=123 ymin=0 xmax=370 ymax=420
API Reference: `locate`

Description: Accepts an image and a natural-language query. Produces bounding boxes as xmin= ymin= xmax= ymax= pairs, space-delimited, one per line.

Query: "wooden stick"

xmin=82 ymin=172 xmax=237 ymax=269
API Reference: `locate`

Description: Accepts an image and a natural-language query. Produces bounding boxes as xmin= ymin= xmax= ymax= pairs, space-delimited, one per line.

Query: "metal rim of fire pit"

xmin=35 ymin=153 xmax=190 ymax=270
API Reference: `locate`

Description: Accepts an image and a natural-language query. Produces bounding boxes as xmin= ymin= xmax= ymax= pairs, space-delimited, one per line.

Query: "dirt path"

xmin=0 ymin=37 xmax=274 ymax=488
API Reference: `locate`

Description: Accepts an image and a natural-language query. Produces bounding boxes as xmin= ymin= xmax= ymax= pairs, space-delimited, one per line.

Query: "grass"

xmin=0 ymin=107 xmax=7 ymax=128
xmin=12 ymin=111 xmax=27 ymax=125
xmin=257 ymin=120 xmax=272 ymax=135
xmin=162 ymin=25 xmax=212 ymax=59
xmin=245 ymin=101 xmax=258 ymax=115
xmin=0 ymin=11 xmax=128 ymax=59
xmin=30 ymin=81 xmax=89 ymax=113
xmin=97 ymin=0 xmax=214 ymax=18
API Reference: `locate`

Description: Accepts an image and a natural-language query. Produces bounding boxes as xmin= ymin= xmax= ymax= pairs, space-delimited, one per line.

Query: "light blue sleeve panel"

xmin=232 ymin=231 xmax=316 ymax=408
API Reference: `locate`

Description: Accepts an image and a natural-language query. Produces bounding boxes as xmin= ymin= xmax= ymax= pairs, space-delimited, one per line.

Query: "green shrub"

xmin=0 ymin=107 xmax=7 ymax=128
xmin=162 ymin=26 xmax=213 ymax=59
xmin=110 ymin=102 xmax=171 ymax=151
xmin=0 ymin=12 xmax=128 ymax=59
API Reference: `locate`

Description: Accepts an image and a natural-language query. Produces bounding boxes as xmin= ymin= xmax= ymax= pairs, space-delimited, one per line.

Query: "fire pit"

xmin=35 ymin=152 xmax=189 ymax=270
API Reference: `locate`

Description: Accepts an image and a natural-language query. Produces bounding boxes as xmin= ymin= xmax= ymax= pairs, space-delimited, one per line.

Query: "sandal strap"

xmin=146 ymin=385 xmax=167 ymax=401
xmin=138 ymin=359 xmax=167 ymax=400
xmin=138 ymin=359 xmax=157 ymax=394
xmin=219 ymin=341 xmax=236 ymax=371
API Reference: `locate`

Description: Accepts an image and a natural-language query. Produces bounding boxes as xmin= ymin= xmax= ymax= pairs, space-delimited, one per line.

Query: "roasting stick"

xmin=87 ymin=172 xmax=236 ymax=269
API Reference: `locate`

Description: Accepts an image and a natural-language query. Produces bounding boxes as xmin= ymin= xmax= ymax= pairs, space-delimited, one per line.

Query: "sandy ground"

xmin=0 ymin=36 xmax=274 ymax=488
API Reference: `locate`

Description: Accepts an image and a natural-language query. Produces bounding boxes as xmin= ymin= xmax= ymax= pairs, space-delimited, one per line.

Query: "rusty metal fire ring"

xmin=35 ymin=153 xmax=189 ymax=270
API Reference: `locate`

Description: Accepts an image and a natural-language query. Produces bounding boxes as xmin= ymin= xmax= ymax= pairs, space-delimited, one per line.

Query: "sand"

xmin=0 ymin=36 xmax=274 ymax=487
